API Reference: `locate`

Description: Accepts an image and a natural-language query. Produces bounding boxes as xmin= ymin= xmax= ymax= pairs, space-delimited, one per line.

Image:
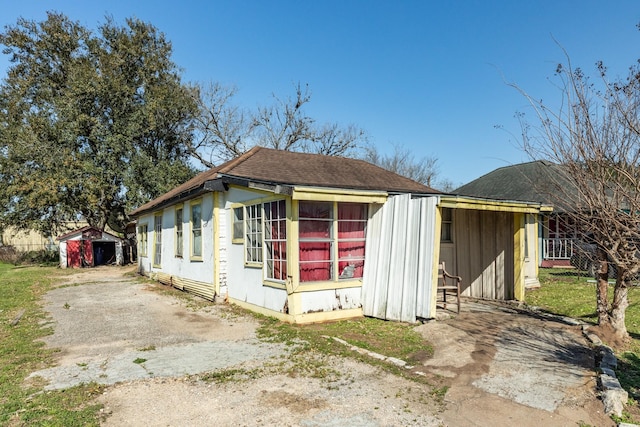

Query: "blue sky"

xmin=1 ymin=1 xmax=639 ymax=187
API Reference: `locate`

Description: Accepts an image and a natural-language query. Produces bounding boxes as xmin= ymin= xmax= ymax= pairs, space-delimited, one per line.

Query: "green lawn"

xmin=0 ymin=263 xmax=105 ymax=426
xmin=527 ymin=268 xmax=640 ymax=423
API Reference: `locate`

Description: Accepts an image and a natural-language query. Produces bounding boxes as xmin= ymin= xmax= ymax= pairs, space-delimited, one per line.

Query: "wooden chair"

xmin=437 ymin=262 xmax=462 ymax=313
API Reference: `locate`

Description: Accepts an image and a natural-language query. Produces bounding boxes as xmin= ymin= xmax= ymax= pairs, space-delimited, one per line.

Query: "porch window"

xmin=175 ymin=207 xmax=183 ymax=257
xmin=245 ymin=203 xmax=263 ymax=263
xmin=264 ymin=200 xmax=287 ymax=281
xmin=232 ymin=207 xmax=244 ymax=242
xmin=153 ymin=214 xmax=162 ymax=267
xmin=441 ymin=208 xmax=453 ymax=242
xmin=138 ymin=224 xmax=148 ymax=257
xmin=191 ymin=202 xmax=202 ymax=259
xmin=299 ymin=201 xmax=367 ymax=282
xmin=337 ymin=203 xmax=367 ymax=279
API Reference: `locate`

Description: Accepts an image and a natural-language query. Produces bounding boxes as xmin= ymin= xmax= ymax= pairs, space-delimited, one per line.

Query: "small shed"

xmin=57 ymin=226 xmax=124 ymax=268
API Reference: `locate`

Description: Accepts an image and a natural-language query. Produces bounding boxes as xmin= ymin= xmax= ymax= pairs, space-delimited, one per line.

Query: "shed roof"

xmin=57 ymin=226 xmax=121 ymax=242
xmin=131 ymin=147 xmax=437 ymax=217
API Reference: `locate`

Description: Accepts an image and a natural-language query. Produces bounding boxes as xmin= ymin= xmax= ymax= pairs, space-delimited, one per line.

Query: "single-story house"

xmin=130 ymin=147 xmax=549 ymax=323
xmin=57 ymin=226 xmax=124 ymax=268
xmin=455 ymin=160 xmax=575 ymax=269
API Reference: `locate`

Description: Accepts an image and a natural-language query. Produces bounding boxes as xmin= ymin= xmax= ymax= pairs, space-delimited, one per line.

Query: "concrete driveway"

xmin=415 ymin=302 xmax=613 ymax=427
xmin=28 ymin=267 xmax=613 ymax=426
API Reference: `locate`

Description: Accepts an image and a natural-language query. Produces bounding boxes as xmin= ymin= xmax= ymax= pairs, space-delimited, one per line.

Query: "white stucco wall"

xmin=137 ymin=193 xmax=215 ymax=287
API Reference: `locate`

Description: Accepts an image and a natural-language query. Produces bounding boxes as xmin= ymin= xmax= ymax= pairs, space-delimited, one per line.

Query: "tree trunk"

xmin=595 ymin=248 xmax=610 ymax=325
xmin=610 ymin=278 xmax=630 ymax=340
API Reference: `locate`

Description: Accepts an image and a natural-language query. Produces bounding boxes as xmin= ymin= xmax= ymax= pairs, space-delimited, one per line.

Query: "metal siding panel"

xmin=373 ymin=196 xmax=395 ymax=319
xmin=386 ymin=195 xmax=408 ymax=321
xmin=399 ymin=199 xmax=419 ymax=322
xmin=416 ymin=197 xmax=437 ymax=319
xmin=362 ymin=204 xmax=383 ymax=316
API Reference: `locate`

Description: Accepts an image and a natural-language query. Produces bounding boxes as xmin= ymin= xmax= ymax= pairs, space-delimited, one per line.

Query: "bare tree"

xmin=188 ymin=82 xmax=367 ymax=167
xmin=513 ymin=49 xmax=640 ymax=341
xmin=362 ymin=143 xmax=440 ymax=187
xmin=251 ymin=83 xmax=316 ymax=152
xmin=187 ymin=82 xmax=252 ymax=167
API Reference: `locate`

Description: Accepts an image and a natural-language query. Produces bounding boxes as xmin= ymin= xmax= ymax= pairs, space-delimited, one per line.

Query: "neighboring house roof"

xmin=130 ymin=147 xmax=438 ymax=217
xmin=455 ymin=160 xmax=575 ymax=212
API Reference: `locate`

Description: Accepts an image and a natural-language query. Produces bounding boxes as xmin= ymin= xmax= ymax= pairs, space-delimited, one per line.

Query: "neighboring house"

xmin=455 ymin=160 xmax=575 ymax=269
xmin=130 ymin=147 xmax=548 ymax=323
xmin=57 ymin=226 xmax=124 ymax=268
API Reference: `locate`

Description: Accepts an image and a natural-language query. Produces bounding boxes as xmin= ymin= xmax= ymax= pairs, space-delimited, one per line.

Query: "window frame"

xmin=190 ymin=199 xmax=203 ymax=261
xmin=175 ymin=206 xmax=184 ymax=257
xmin=298 ymin=201 xmax=367 ymax=283
xmin=441 ymin=207 xmax=453 ymax=243
xmin=138 ymin=223 xmax=148 ymax=257
xmin=264 ymin=200 xmax=287 ymax=282
xmin=153 ymin=213 xmax=162 ymax=267
xmin=231 ymin=205 xmax=244 ymax=244
xmin=244 ymin=203 xmax=263 ymax=266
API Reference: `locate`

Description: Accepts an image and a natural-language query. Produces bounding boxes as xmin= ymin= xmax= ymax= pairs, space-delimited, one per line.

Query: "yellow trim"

xmin=439 ymin=195 xmax=550 ymax=214
xmin=228 ymin=298 xmax=363 ymax=324
xmin=288 ymin=200 xmax=300 ymax=294
xmin=295 ymin=280 xmax=363 ymax=292
xmin=513 ymin=213 xmax=525 ymax=301
xmin=534 ymin=214 xmax=540 ymax=279
xmin=213 ymin=192 xmax=220 ymax=297
xmin=432 ymin=207 xmax=443 ymax=316
xmin=174 ymin=204 xmax=184 ymax=258
xmin=190 ymin=198 xmax=203 ymax=261
xmin=292 ymin=187 xmax=387 ymax=204
xmin=244 ymin=262 xmax=262 ymax=269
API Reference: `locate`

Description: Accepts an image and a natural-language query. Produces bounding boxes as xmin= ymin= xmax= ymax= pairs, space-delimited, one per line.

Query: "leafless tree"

xmin=361 ymin=143 xmax=440 ymax=187
xmin=187 ymin=82 xmax=252 ymax=167
xmin=513 ymin=49 xmax=640 ymax=341
xmin=188 ymin=82 xmax=367 ymax=168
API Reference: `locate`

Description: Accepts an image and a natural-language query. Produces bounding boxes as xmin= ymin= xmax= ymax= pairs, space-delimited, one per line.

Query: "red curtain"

xmin=338 ymin=204 xmax=366 ymax=278
xmin=299 ymin=202 xmax=366 ymax=282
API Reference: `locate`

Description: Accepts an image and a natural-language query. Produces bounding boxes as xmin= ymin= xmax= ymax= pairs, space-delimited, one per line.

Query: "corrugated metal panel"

xmin=416 ymin=197 xmax=437 ymax=319
xmin=179 ymin=278 xmax=216 ymax=301
xmin=362 ymin=195 xmax=438 ymax=322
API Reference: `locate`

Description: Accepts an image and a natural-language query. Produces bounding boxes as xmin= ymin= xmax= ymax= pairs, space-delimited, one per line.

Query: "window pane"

xmin=192 ymin=229 xmax=202 ymax=257
xmin=338 ymin=203 xmax=366 ymax=220
xmin=338 ymin=220 xmax=366 ymax=239
xmin=299 ymin=201 xmax=333 ymax=219
xmin=299 ymin=241 xmax=332 ymax=282
xmin=233 ymin=207 xmax=243 ymax=240
xmin=192 ymin=204 xmax=202 ymax=224
xmin=299 ymin=220 xmax=331 ymax=238
xmin=191 ymin=203 xmax=202 ymax=257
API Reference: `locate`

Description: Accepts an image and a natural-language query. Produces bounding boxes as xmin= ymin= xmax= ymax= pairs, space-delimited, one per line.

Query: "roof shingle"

xmin=131 ymin=147 xmax=437 ymax=217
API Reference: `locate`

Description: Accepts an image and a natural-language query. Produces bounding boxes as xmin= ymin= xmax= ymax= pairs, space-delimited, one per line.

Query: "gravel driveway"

xmin=28 ymin=266 xmax=613 ymax=426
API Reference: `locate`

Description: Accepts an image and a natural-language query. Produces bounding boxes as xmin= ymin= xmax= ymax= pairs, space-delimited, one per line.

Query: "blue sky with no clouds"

xmin=1 ymin=1 xmax=639 ymax=187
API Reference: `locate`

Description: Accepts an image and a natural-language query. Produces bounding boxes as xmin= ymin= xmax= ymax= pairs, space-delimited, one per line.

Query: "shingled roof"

xmin=455 ymin=160 xmax=575 ymax=211
xmin=131 ymin=147 xmax=437 ymax=217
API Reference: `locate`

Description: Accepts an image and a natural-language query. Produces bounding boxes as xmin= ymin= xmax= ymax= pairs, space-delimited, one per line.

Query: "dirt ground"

xmin=29 ymin=266 xmax=614 ymax=427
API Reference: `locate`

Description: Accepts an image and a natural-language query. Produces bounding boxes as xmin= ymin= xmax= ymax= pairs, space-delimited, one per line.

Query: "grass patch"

xmin=255 ymin=315 xmax=434 ymax=385
xmin=0 ymin=262 xmax=105 ymax=426
xmin=527 ymin=268 xmax=640 ymax=423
